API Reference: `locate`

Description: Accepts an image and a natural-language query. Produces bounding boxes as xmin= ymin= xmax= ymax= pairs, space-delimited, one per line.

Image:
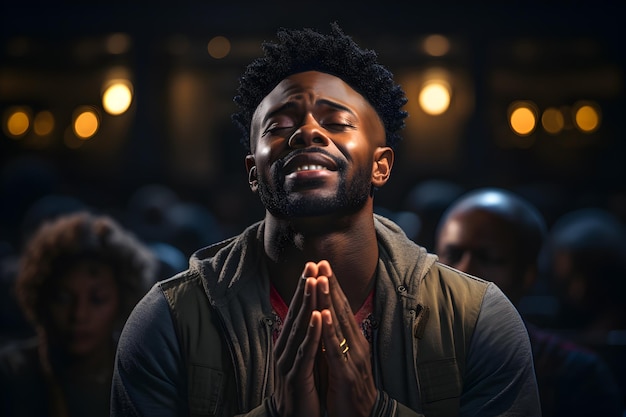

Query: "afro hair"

xmin=232 ymin=22 xmax=408 ymax=152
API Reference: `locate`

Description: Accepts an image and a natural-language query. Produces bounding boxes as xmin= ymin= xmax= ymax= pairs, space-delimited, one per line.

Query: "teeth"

xmin=295 ymin=165 xmax=326 ymax=172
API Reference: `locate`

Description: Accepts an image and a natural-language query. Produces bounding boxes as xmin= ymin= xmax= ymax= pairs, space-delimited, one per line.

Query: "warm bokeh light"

xmin=509 ymin=101 xmax=537 ymax=136
xmin=541 ymin=107 xmax=564 ymax=135
xmin=73 ymin=107 xmax=99 ymax=139
xmin=207 ymin=36 xmax=231 ymax=59
xmin=5 ymin=108 xmax=31 ymax=138
xmin=423 ymin=34 xmax=450 ymax=56
xmin=105 ymin=32 xmax=131 ymax=54
xmin=418 ymin=80 xmax=451 ymax=115
xmin=102 ymin=80 xmax=133 ymax=115
xmin=573 ymin=102 xmax=601 ymax=133
xmin=33 ymin=110 xmax=55 ymax=136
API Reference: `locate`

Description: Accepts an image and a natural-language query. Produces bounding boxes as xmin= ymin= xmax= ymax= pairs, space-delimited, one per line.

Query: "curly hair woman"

xmin=0 ymin=211 xmax=157 ymax=417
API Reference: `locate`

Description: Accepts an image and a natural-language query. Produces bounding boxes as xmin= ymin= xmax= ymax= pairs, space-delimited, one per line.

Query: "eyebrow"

xmin=262 ymin=98 xmax=357 ymax=124
xmin=263 ymin=101 xmax=298 ymax=124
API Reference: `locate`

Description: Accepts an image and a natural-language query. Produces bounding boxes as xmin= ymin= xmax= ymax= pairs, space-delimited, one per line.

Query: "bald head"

xmin=435 ymin=188 xmax=546 ymax=304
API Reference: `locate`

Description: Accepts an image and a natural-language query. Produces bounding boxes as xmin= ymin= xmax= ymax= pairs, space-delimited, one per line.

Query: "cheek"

xmin=47 ymin=304 xmax=70 ymax=325
xmin=95 ymin=296 xmax=121 ymax=325
xmin=255 ymin=139 xmax=282 ymax=173
xmin=343 ymin=136 xmax=375 ymax=170
xmin=345 ymin=135 xmax=368 ymax=157
xmin=256 ymin=147 xmax=272 ymax=170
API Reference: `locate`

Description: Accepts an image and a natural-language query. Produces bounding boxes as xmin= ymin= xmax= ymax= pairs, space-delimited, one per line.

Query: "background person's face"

xmin=436 ymin=209 xmax=527 ymax=304
xmin=45 ymin=260 xmax=120 ymax=357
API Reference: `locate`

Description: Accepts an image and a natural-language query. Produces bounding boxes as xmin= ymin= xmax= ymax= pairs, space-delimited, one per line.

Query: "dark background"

xmin=1 ymin=1 xmax=625 ymax=254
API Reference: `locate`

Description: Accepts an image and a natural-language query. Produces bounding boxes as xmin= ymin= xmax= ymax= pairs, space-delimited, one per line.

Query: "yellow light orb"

xmin=541 ymin=107 xmax=564 ymax=135
xmin=509 ymin=101 xmax=537 ymax=136
xmin=574 ymin=103 xmax=600 ymax=133
xmin=207 ymin=36 xmax=231 ymax=59
xmin=33 ymin=111 xmax=55 ymax=136
xmin=423 ymin=34 xmax=450 ymax=57
xmin=102 ymin=81 xmax=133 ymax=115
xmin=73 ymin=108 xmax=99 ymax=139
xmin=6 ymin=109 xmax=30 ymax=138
xmin=418 ymin=81 xmax=451 ymax=115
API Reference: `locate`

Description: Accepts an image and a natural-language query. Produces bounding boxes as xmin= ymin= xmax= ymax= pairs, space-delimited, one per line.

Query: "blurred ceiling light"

xmin=509 ymin=101 xmax=538 ymax=136
xmin=423 ymin=34 xmax=450 ymax=56
xmin=33 ymin=111 xmax=55 ymax=136
xmin=573 ymin=101 xmax=601 ymax=133
xmin=4 ymin=107 xmax=31 ymax=138
xmin=105 ymin=32 xmax=132 ymax=54
xmin=207 ymin=36 xmax=231 ymax=59
xmin=73 ymin=107 xmax=99 ymax=139
xmin=541 ymin=107 xmax=564 ymax=135
xmin=102 ymin=80 xmax=133 ymax=115
xmin=418 ymin=80 xmax=451 ymax=115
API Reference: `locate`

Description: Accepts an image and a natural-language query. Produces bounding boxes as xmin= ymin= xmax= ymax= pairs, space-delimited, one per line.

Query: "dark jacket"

xmin=112 ymin=215 xmax=540 ymax=416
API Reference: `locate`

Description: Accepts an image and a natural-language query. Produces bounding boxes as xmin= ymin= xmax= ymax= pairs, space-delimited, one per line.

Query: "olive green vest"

xmin=161 ymin=261 xmax=488 ymax=417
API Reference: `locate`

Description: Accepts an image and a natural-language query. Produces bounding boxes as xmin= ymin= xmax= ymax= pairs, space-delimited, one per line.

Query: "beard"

xmin=256 ymin=153 xmax=372 ymax=218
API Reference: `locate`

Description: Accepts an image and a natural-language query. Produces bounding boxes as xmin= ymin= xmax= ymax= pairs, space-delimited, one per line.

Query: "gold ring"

xmin=340 ymin=338 xmax=349 ymax=354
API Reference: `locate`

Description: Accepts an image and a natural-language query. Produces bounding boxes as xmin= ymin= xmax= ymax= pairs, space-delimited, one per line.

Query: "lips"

xmin=282 ymin=151 xmax=339 ymax=175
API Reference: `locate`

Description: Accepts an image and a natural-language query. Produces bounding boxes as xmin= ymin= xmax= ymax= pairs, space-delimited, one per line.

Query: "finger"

xmin=316 ymin=276 xmax=345 ymax=345
xmin=321 ymin=309 xmax=349 ymax=365
xmin=275 ymin=277 xmax=317 ymax=372
xmin=274 ymin=310 xmax=323 ymax=417
xmin=321 ymin=264 xmax=371 ymax=365
xmin=274 ymin=262 xmax=318 ymax=356
xmin=293 ymin=310 xmax=323 ymax=378
xmin=324 ymin=265 xmax=363 ymax=345
xmin=316 ymin=260 xmax=332 ymax=280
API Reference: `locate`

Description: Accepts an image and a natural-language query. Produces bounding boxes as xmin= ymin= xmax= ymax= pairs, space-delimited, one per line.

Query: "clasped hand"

xmin=272 ymin=260 xmax=377 ymax=417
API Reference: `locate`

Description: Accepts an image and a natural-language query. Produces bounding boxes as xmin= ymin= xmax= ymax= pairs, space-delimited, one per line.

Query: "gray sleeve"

xmin=111 ymin=284 xmax=187 ymax=417
xmin=461 ymin=283 xmax=541 ymax=417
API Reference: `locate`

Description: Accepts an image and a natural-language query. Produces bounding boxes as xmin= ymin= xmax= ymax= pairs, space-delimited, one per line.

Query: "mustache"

xmin=277 ymin=147 xmax=345 ymax=170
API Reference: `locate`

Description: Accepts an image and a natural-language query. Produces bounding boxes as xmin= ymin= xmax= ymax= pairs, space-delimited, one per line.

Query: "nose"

xmin=70 ymin=298 xmax=90 ymax=323
xmin=287 ymin=114 xmax=329 ymax=148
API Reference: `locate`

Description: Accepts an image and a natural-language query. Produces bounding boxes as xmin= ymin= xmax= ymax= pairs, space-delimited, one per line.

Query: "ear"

xmin=245 ymin=155 xmax=258 ymax=193
xmin=372 ymin=147 xmax=394 ymax=188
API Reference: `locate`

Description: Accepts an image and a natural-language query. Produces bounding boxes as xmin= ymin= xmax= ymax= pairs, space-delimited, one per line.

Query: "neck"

xmin=264 ymin=207 xmax=379 ymax=312
xmin=46 ymin=338 xmax=115 ymax=381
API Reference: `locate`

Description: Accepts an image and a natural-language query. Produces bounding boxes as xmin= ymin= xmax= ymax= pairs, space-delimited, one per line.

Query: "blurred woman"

xmin=0 ymin=211 xmax=157 ymax=417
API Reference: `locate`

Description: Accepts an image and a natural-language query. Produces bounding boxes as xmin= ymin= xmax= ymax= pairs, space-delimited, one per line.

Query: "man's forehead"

xmin=265 ymin=72 xmax=361 ymax=103
xmin=252 ymin=71 xmax=373 ymax=122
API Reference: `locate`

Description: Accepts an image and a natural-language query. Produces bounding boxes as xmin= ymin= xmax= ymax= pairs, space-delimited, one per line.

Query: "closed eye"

xmin=262 ymin=122 xmax=294 ymax=137
xmin=323 ymin=122 xmax=354 ymax=131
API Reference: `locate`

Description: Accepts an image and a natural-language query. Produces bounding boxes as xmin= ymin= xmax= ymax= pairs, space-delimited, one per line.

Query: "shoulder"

xmin=423 ymin=262 xmax=491 ymax=305
xmin=117 ymin=284 xmax=179 ymax=360
xmin=184 ymin=221 xmax=264 ymax=302
xmin=462 ymin=283 xmax=541 ymax=415
xmin=0 ymin=337 xmax=39 ymax=378
xmin=157 ymin=270 xmax=217 ymax=337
